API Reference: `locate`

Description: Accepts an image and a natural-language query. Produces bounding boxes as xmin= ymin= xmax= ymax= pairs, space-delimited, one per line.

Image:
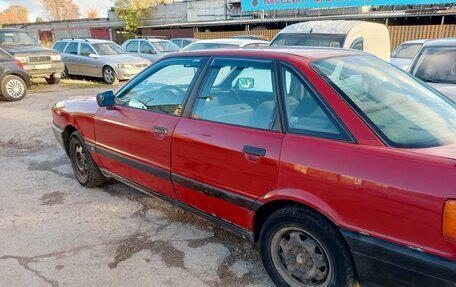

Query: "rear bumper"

xmin=342 ymin=229 xmax=456 ymax=287
xmin=24 ymin=62 xmax=65 ymax=78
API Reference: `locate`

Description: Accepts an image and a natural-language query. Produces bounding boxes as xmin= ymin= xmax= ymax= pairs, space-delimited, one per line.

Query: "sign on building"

xmin=242 ymin=0 xmax=448 ymax=11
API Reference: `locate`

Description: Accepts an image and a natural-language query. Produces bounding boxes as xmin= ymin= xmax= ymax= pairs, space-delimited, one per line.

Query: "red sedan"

xmin=52 ymin=48 xmax=456 ymax=287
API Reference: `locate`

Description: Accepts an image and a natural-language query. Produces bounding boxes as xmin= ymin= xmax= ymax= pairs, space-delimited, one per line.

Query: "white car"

xmin=409 ymin=38 xmax=456 ymax=102
xmin=391 ymin=39 xmax=427 ymax=70
xmin=181 ymin=39 xmax=269 ymax=51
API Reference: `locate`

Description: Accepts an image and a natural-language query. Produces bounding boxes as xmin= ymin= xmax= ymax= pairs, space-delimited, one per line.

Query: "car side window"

xmin=126 ymin=41 xmax=138 ymax=53
xmin=192 ymin=58 xmax=278 ymax=130
xmin=140 ymin=41 xmax=154 ymax=54
xmin=53 ymin=42 xmax=68 ymax=53
xmin=116 ymin=57 xmax=205 ymax=116
xmin=79 ymin=43 xmax=96 ymax=56
xmin=65 ymin=42 xmax=78 ymax=55
xmin=282 ymin=66 xmax=348 ymax=139
xmin=350 ymin=38 xmax=364 ymax=51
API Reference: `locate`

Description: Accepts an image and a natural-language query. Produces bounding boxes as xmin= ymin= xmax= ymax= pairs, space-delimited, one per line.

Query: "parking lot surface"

xmin=0 ymin=85 xmax=274 ymax=287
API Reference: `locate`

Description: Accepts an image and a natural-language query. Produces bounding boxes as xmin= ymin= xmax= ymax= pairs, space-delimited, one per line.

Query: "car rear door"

xmin=171 ymin=57 xmax=284 ymax=229
xmin=62 ymin=42 xmax=80 ymax=74
xmin=94 ymin=57 xmax=206 ymax=199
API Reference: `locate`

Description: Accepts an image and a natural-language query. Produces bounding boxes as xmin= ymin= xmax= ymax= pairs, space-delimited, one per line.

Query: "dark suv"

xmin=0 ymin=28 xmax=64 ymax=84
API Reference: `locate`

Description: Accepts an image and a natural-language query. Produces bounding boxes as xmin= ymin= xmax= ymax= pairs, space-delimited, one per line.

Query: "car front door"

xmin=94 ymin=57 xmax=206 ymax=199
xmin=171 ymin=57 xmax=284 ymax=229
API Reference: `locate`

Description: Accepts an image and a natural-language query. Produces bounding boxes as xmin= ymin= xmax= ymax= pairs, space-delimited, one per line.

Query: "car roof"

xmin=422 ymin=38 xmax=456 ymax=47
xmin=177 ymin=46 xmax=364 ymax=61
xmin=278 ymin=20 xmax=371 ymax=34
xmin=57 ymin=38 xmax=113 ymax=44
xmin=400 ymin=39 xmax=427 ymax=45
xmin=191 ymin=38 xmax=269 ymax=45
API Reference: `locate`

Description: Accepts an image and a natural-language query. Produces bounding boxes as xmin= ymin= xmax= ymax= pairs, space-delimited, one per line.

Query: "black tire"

xmin=260 ymin=207 xmax=357 ymax=287
xmin=0 ymin=74 xmax=27 ymax=101
xmin=102 ymin=66 xmax=118 ymax=85
xmin=45 ymin=73 xmax=61 ymax=84
xmin=68 ymin=132 xmax=106 ymax=188
xmin=61 ymin=67 xmax=69 ymax=79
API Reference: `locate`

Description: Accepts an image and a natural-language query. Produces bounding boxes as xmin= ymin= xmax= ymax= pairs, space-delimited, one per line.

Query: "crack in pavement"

xmin=0 ymin=255 xmax=60 ymax=287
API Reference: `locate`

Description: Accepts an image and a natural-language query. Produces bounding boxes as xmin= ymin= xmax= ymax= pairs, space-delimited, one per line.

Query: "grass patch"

xmin=30 ymin=78 xmax=120 ymax=91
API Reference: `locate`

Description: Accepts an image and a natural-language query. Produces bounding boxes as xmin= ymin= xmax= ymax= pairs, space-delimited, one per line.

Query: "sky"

xmin=0 ymin=0 xmax=114 ymax=21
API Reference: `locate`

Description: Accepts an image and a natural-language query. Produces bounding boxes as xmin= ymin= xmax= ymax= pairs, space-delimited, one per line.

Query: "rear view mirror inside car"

xmin=237 ymin=78 xmax=255 ymax=90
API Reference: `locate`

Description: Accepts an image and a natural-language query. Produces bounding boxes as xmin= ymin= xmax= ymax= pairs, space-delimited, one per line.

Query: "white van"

xmin=271 ymin=20 xmax=391 ymax=62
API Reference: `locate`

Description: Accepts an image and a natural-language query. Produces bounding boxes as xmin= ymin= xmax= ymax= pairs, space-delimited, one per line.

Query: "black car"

xmin=0 ymin=48 xmax=31 ymax=101
xmin=0 ymin=28 xmax=64 ymax=84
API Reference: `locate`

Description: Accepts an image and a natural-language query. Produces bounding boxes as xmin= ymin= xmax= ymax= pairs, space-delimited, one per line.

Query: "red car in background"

xmin=52 ymin=48 xmax=456 ymax=287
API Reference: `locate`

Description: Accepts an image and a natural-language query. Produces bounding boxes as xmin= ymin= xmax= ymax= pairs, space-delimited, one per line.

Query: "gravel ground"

xmin=0 ymin=85 xmax=274 ymax=287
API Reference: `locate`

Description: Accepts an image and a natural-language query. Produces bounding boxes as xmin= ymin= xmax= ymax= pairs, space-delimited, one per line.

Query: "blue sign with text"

xmin=242 ymin=0 xmax=449 ymax=11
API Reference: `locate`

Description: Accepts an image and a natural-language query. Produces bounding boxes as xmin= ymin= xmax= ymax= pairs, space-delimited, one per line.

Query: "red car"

xmin=52 ymin=48 xmax=456 ymax=287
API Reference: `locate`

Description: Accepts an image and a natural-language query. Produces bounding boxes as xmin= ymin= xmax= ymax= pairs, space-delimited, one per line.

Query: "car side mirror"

xmin=89 ymin=53 xmax=99 ymax=58
xmin=97 ymin=91 xmax=115 ymax=108
xmin=149 ymin=50 xmax=156 ymax=55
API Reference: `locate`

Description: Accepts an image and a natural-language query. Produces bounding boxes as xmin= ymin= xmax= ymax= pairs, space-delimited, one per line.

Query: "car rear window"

xmin=312 ymin=55 xmax=456 ymax=148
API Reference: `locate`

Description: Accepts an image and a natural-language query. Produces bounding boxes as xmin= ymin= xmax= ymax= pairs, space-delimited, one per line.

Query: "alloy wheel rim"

xmin=271 ymin=227 xmax=332 ymax=287
xmin=104 ymin=69 xmax=114 ymax=83
xmin=73 ymin=143 xmax=88 ymax=181
xmin=6 ymin=79 xmax=24 ymax=98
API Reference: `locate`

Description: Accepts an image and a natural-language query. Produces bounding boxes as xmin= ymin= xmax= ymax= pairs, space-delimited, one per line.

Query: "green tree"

xmin=114 ymin=0 xmax=163 ymax=34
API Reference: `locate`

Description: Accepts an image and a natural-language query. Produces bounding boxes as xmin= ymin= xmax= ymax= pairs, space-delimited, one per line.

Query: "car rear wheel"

xmin=69 ymin=132 xmax=106 ymax=188
xmin=260 ymin=207 xmax=357 ymax=287
xmin=0 ymin=74 xmax=27 ymax=101
xmin=45 ymin=73 xmax=61 ymax=84
xmin=102 ymin=66 xmax=118 ymax=85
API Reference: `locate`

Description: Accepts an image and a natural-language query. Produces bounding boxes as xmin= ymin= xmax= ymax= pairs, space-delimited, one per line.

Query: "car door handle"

xmin=243 ymin=145 xmax=266 ymax=157
xmin=153 ymin=126 xmax=168 ymax=140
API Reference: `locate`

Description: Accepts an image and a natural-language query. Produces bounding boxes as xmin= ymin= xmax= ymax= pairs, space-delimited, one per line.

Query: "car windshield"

xmin=411 ymin=47 xmax=456 ymax=84
xmin=150 ymin=40 xmax=180 ymax=52
xmin=92 ymin=43 xmax=126 ymax=55
xmin=182 ymin=43 xmax=238 ymax=51
xmin=312 ymin=55 xmax=456 ymax=148
xmin=271 ymin=33 xmax=345 ymax=48
xmin=392 ymin=43 xmax=423 ymax=59
xmin=0 ymin=31 xmax=38 ymax=46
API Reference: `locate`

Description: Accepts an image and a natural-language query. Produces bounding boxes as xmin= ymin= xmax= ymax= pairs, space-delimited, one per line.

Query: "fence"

xmin=195 ymin=25 xmax=456 ymax=50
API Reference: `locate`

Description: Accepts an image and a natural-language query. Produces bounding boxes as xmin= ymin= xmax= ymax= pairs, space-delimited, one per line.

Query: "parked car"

xmin=122 ymin=37 xmax=180 ymax=63
xmin=181 ymin=38 xmax=270 ymax=51
xmin=0 ymin=48 xmax=31 ymax=101
xmin=409 ymin=38 xmax=456 ymax=102
xmin=171 ymin=38 xmax=199 ymax=49
xmin=232 ymin=35 xmax=269 ymax=41
xmin=391 ymin=39 xmax=427 ymax=70
xmin=0 ymin=28 xmax=64 ymax=84
xmin=270 ymin=20 xmax=391 ymax=61
xmin=53 ymin=38 xmax=150 ymax=85
xmin=52 ymin=48 xmax=456 ymax=287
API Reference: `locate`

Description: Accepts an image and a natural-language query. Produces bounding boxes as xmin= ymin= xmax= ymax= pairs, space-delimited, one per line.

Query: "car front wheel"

xmin=0 ymin=74 xmax=27 ymax=101
xmin=69 ymin=132 xmax=106 ymax=188
xmin=260 ymin=207 xmax=357 ymax=287
xmin=102 ymin=66 xmax=118 ymax=85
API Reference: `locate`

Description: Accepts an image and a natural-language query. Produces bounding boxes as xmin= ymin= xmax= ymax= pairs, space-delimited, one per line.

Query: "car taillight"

xmin=443 ymin=200 xmax=456 ymax=241
xmin=13 ymin=59 xmax=24 ymax=69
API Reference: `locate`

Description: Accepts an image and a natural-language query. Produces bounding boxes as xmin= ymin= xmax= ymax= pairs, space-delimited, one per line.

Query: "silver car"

xmin=122 ymin=37 xmax=180 ymax=63
xmin=408 ymin=38 xmax=456 ymax=102
xmin=391 ymin=39 xmax=426 ymax=71
xmin=180 ymin=39 xmax=270 ymax=51
xmin=52 ymin=39 xmax=151 ymax=85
